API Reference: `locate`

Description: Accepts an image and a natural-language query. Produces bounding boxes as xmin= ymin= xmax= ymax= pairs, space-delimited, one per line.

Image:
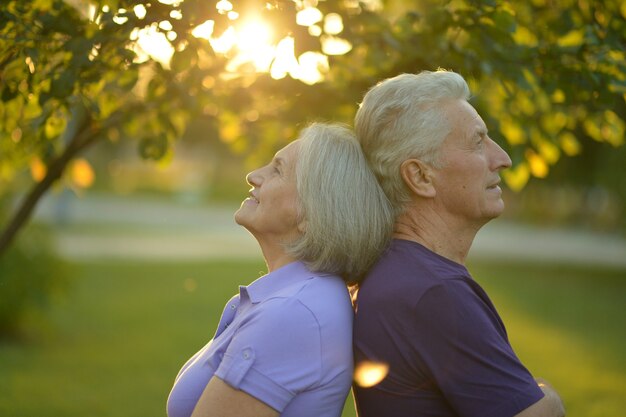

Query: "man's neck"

xmin=393 ymin=206 xmax=481 ymax=265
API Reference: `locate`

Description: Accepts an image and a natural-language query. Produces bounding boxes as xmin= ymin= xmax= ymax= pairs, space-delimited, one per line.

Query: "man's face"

xmin=430 ymin=99 xmax=512 ymax=230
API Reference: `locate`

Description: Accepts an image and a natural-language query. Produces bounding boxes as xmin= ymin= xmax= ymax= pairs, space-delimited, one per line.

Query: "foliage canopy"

xmin=1 ymin=0 xmax=625 ymax=254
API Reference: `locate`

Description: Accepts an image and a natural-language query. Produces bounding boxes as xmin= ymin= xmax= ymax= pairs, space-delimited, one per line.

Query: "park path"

xmin=32 ymin=192 xmax=626 ymax=269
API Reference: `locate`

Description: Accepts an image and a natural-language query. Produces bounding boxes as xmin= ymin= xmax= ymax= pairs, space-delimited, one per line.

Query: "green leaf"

xmin=1 ymin=86 xmax=18 ymax=102
xmin=38 ymin=91 xmax=53 ymax=107
xmin=493 ymin=10 xmax=516 ymax=33
xmin=44 ymin=112 xmax=67 ymax=139
xmin=117 ymin=67 xmax=139 ymax=91
xmin=65 ymin=37 xmax=93 ymax=55
xmin=139 ymin=135 xmax=168 ymax=160
xmin=50 ymin=71 xmax=75 ymax=99
xmin=0 ymin=11 xmax=16 ymax=31
xmin=609 ymin=79 xmax=626 ymax=94
xmin=38 ymin=9 xmax=80 ymax=37
xmin=170 ymin=47 xmax=198 ymax=73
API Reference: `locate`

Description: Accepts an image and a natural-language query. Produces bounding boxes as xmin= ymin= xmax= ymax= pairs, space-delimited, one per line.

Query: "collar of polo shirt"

xmin=240 ymin=261 xmax=333 ymax=304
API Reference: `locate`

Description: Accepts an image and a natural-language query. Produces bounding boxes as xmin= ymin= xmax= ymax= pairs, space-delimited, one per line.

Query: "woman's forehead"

xmin=274 ymin=140 xmax=300 ymax=163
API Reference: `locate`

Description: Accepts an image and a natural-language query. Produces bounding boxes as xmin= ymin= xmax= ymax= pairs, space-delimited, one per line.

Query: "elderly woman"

xmin=167 ymin=123 xmax=393 ymax=417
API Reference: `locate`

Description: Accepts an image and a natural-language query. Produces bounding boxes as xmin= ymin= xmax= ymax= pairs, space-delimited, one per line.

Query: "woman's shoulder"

xmin=258 ymin=274 xmax=352 ymax=328
xmin=296 ymin=273 xmax=351 ymax=310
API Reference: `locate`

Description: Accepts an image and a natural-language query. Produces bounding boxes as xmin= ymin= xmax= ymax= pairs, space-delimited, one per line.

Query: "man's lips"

xmin=487 ymin=180 xmax=501 ymax=190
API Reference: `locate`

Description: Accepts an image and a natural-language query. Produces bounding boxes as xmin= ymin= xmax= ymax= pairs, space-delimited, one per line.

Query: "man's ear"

xmin=400 ymin=159 xmax=436 ymax=198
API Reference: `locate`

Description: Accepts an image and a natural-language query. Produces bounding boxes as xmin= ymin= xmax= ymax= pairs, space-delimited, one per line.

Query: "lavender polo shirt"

xmin=167 ymin=261 xmax=354 ymax=417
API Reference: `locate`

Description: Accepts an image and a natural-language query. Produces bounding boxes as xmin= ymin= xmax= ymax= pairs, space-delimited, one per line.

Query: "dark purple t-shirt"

xmin=353 ymin=239 xmax=544 ymax=417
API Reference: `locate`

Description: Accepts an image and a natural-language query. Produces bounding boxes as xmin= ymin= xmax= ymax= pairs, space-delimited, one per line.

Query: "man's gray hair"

xmin=285 ymin=122 xmax=393 ymax=284
xmin=355 ymin=70 xmax=471 ymax=216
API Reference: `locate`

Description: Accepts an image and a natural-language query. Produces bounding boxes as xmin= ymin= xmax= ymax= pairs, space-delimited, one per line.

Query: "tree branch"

xmin=0 ymin=107 xmax=132 ymax=259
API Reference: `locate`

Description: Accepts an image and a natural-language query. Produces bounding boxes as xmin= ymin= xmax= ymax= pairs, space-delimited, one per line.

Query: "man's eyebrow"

xmin=273 ymin=157 xmax=285 ymax=166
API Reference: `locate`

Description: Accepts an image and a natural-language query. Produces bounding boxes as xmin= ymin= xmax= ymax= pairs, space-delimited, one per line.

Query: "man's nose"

xmin=491 ymin=139 xmax=512 ymax=170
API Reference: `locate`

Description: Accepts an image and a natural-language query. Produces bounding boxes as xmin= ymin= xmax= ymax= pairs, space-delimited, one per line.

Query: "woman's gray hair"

xmin=285 ymin=122 xmax=394 ymax=284
xmin=355 ymin=70 xmax=471 ymax=216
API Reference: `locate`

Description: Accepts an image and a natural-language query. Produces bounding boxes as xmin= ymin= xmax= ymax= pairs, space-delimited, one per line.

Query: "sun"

xmin=131 ymin=4 xmax=352 ymax=85
xmin=229 ymin=19 xmax=277 ymax=72
xmin=236 ymin=20 xmax=272 ymax=53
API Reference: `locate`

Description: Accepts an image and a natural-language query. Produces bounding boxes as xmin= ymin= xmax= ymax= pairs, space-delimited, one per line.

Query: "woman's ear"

xmin=400 ymin=159 xmax=436 ymax=198
xmin=297 ymin=219 xmax=307 ymax=234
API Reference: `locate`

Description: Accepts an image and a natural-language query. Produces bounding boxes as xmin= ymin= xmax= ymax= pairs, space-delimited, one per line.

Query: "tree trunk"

xmin=0 ymin=122 xmax=99 ymax=258
xmin=0 ymin=101 xmax=143 ymax=260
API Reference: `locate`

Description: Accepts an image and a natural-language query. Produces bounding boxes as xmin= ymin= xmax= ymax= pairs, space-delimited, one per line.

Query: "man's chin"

xmin=489 ymin=207 xmax=505 ymax=221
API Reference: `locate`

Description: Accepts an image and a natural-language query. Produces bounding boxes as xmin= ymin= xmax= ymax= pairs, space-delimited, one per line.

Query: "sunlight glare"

xmin=297 ymin=52 xmax=328 ymax=85
xmin=216 ymin=0 xmax=233 ymax=13
xmin=308 ymin=25 xmax=322 ymax=37
xmin=159 ymin=20 xmax=173 ymax=31
xmin=237 ymin=20 xmax=272 ymax=52
xmin=324 ymin=13 xmax=343 ymax=35
xmin=211 ymin=26 xmax=237 ymax=54
xmin=296 ymin=7 xmax=323 ymax=26
xmin=112 ymin=9 xmax=128 ymax=25
xmin=321 ymin=35 xmax=352 ymax=55
xmin=192 ymin=20 xmax=215 ymax=40
xmin=88 ymin=4 xmax=97 ymax=21
xmin=354 ymin=361 xmax=390 ymax=388
xmin=227 ymin=20 xmax=275 ymax=71
xmin=130 ymin=27 xmax=140 ymax=41
xmin=187 ymin=12 xmax=335 ymax=84
xmin=271 ymin=37 xmax=299 ymax=80
xmin=133 ymin=4 xmax=147 ymax=19
xmin=134 ymin=25 xmax=175 ymax=67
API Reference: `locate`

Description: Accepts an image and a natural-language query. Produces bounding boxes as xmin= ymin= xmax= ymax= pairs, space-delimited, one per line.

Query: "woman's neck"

xmin=256 ymin=240 xmax=298 ymax=272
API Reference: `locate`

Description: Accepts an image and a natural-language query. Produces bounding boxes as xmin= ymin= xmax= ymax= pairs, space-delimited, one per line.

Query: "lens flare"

xmin=354 ymin=361 xmax=389 ymax=388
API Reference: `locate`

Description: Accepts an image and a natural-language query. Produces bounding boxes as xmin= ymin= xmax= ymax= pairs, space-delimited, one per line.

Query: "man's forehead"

xmin=446 ymin=101 xmax=486 ymax=129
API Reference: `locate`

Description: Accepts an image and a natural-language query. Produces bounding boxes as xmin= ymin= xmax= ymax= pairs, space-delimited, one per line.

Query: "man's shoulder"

xmin=361 ymin=239 xmax=469 ymax=294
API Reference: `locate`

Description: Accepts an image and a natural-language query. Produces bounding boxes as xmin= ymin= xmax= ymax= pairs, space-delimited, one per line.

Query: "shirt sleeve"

xmin=412 ymin=281 xmax=544 ymax=417
xmin=214 ymin=298 xmax=322 ymax=412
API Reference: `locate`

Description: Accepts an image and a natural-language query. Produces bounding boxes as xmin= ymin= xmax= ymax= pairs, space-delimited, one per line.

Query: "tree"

xmin=1 ymin=0 xmax=625 ymax=258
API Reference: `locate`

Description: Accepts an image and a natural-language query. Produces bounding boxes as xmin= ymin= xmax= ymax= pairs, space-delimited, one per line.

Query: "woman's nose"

xmin=246 ymin=169 xmax=262 ymax=187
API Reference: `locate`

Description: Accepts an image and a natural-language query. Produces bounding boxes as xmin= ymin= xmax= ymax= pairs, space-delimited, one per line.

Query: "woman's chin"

xmin=234 ymin=212 xmax=255 ymax=235
xmin=233 ymin=209 xmax=246 ymax=227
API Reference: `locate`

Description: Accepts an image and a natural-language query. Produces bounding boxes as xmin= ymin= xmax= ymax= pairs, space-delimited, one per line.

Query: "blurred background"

xmin=1 ymin=0 xmax=625 ymax=416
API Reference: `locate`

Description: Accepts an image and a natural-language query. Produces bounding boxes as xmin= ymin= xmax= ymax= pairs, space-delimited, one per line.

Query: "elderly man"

xmin=352 ymin=70 xmax=565 ymax=417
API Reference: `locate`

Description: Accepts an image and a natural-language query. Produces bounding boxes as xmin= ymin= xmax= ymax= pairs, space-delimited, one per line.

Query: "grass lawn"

xmin=0 ymin=259 xmax=624 ymax=417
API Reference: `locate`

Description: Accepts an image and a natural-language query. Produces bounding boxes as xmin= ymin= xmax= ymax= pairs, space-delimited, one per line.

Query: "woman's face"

xmin=234 ymin=140 xmax=302 ymax=246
